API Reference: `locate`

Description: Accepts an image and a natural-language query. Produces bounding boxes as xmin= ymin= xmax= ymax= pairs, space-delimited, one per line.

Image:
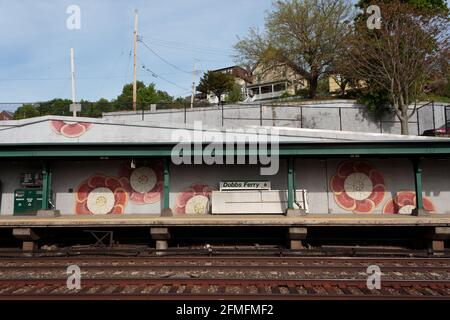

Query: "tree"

xmin=36 ymin=99 xmax=73 ymax=116
xmin=234 ymin=0 xmax=354 ymax=98
xmin=226 ymin=83 xmax=244 ymax=102
xmin=347 ymin=1 xmax=449 ymax=135
xmin=357 ymin=0 xmax=449 ymax=13
xmin=79 ymin=98 xmax=113 ymax=118
xmin=113 ymin=81 xmax=173 ymax=110
xmin=197 ymin=71 xmax=235 ymax=105
xmin=13 ymin=104 xmax=39 ymax=119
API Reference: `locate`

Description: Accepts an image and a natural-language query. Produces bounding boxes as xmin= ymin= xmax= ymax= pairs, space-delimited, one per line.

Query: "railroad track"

xmin=0 ymin=256 xmax=448 ymax=299
xmin=1 ymin=256 xmax=449 ymax=267
xmin=0 ymin=278 xmax=448 ymax=300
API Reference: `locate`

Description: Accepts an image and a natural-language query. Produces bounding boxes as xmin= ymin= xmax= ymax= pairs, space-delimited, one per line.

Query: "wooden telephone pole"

xmin=132 ymin=9 xmax=138 ymax=112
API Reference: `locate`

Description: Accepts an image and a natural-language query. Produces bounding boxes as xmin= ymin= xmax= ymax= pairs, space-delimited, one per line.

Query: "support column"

xmin=161 ymin=158 xmax=172 ymax=216
xmin=13 ymin=228 xmax=39 ymax=255
xmin=286 ymin=158 xmax=306 ymax=216
xmin=38 ymin=162 xmax=60 ymax=217
xmin=412 ymin=158 xmax=428 ymax=216
xmin=287 ymin=157 xmax=294 ymax=210
xmin=41 ymin=163 xmax=50 ymax=210
xmin=150 ymin=227 xmax=171 ymax=256
xmin=288 ymin=227 xmax=307 ymax=250
xmin=427 ymin=227 xmax=449 ymax=256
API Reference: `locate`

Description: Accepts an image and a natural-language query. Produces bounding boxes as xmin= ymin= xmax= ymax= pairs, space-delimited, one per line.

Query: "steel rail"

xmin=0 ymin=278 xmax=448 ymax=300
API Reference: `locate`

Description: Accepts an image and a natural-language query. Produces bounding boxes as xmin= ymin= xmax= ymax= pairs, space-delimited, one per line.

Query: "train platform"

xmin=0 ymin=214 xmax=449 ymax=228
xmin=2 ymin=214 xmax=449 ymax=253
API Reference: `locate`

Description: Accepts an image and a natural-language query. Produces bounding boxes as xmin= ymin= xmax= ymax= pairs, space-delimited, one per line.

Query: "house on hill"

xmin=0 ymin=111 xmax=13 ymax=121
xmin=204 ymin=66 xmax=253 ymax=104
xmin=246 ymin=63 xmax=307 ymax=102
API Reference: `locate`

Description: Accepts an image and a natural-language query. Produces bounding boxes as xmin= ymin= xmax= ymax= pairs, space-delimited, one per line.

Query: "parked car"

xmin=422 ymin=122 xmax=450 ymax=136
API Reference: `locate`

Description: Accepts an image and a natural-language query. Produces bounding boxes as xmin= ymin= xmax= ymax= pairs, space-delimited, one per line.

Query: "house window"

xmin=274 ymin=83 xmax=285 ymax=92
xmin=261 ymin=86 xmax=272 ymax=94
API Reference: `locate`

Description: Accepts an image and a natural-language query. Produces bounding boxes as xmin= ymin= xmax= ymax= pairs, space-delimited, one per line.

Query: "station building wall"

xmin=0 ymin=157 xmax=449 ymax=215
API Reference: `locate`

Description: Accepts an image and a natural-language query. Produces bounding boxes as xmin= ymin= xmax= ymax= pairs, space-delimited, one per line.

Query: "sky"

xmin=0 ymin=0 xmax=273 ymax=110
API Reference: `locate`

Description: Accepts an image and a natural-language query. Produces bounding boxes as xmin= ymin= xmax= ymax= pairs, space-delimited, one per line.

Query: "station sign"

xmin=220 ymin=181 xmax=271 ymax=191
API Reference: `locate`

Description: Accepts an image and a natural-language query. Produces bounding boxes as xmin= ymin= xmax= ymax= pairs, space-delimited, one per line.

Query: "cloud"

xmin=0 ymin=0 xmax=270 ymax=107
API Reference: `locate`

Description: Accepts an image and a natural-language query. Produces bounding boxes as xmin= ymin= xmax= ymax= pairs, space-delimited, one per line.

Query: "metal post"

xmin=163 ymin=158 xmax=170 ymax=210
xmin=41 ymin=163 xmax=50 ymax=210
xmin=446 ymin=106 xmax=449 ymax=133
xmin=221 ymin=102 xmax=224 ymax=126
xmin=417 ymin=111 xmax=420 ymax=135
xmin=260 ymin=104 xmax=262 ymax=126
xmin=339 ymin=108 xmax=342 ymax=131
xmin=184 ymin=103 xmax=187 ymax=124
xmin=287 ymin=157 xmax=295 ymax=210
xmin=413 ymin=158 xmax=424 ymax=211
xmin=432 ymin=101 xmax=435 ymax=132
xmin=300 ymin=106 xmax=303 ymax=128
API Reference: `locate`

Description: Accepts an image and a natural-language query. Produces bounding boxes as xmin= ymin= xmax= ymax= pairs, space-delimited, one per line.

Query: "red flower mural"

xmin=118 ymin=162 xmax=163 ymax=204
xmin=383 ymin=191 xmax=435 ymax=214
xmin=174 ymin=183 xmax=214 ymax=215
xmin=330 ymin=161 xmax=385 ymax=213
xmin=50 ymin=120 xmax=92 ymax=138
xmin=75 ymin=175 xmax=128 ymax=215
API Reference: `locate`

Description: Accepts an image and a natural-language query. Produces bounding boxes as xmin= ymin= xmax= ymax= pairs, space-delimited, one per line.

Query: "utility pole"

xmin=69 ymin=48 xmax=80 ymax=117
xmin=190 ymin=60 xmax=196 ymax=109
xmin=132 ymin=9 xmax=138 ymax=112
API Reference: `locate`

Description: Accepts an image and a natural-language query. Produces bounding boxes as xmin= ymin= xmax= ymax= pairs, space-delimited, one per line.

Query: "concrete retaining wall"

xmin=102 ymin=100 xmax=449 ymax=135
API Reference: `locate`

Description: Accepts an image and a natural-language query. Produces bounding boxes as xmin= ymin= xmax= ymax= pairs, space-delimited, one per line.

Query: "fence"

xmin=220 ymin=103 xmax=421 ymax=135
xmin=104 ymin=101 xmax=447 ymax=136
xmin=417 ymin=101 xmax=450 ymax=136
xmin=5 ymin=100 xmax=449 ymax=136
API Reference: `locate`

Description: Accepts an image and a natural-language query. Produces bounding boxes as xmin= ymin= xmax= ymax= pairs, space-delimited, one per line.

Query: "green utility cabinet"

xmin=14 ymin=189 xmax=43 ymax=215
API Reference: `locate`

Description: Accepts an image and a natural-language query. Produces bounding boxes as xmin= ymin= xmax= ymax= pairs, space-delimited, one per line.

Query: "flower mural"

xmin=118 ymin=162 xmax=163 ymax=204
xmin=75 ymin=175 xmax=128 ymax=215
xmin=330 ymin=161 xmax=385 ymax=213
xmin=174 ymin=183 xmax=214 ymax=215
xmin=383 ymin=191 xmax=435 ymax=214
xmin=50 ymin=120 xmax=92 ymax=138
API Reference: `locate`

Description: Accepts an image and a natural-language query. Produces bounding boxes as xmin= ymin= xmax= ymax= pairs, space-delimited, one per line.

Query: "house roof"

xmin=0 ymin=116 xmax=449 ymax=157
xmin=0 ymin=111 xmax=13 ymax=120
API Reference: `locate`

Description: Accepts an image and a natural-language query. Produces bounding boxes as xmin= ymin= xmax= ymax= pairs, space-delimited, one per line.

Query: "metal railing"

xmin=221 ymin=103 xmax=422 ymax=134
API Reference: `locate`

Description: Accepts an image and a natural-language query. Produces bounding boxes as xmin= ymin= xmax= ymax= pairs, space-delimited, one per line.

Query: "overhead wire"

xmin=139 ymin=37 xmax=191 ymax=74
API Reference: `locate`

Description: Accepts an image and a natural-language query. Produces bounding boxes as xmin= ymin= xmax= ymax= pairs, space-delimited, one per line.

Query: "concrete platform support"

xmin=412 ymin=158 xmax=429 ymax=216
xmin=286 ymin=209 xmax=307 ymax=217
xmin=150 ymin=227 xmax=171 ymax=255
xmin=37 ymin=210 xmax=61 ymax=217
xmin=12 ymin=228 xmax=39 ymax=254
xmin=428 ymin=227 xmax=449 ymax=255
xmin=288 ymin=227 xmax=307 ymax=250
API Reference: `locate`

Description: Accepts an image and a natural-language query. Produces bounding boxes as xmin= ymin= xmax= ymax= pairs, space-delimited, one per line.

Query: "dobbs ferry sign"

xmin=220 ymin=181 xmax=271 ymax=191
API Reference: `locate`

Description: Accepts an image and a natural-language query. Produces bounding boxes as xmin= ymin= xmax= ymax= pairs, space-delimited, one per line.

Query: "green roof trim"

xmin=0 ymin=142 xmax=449 ymax=157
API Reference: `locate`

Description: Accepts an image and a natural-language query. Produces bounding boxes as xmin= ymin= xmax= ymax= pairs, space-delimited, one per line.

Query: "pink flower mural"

xmin=75 ymin=175 xmax=128 ymax=215
xmin=383 ymin=191 xmax=435 ymax=214
xmin=50 ymin=120 xmax=92 ymax=138
xmin=118 ymin=161 xmax=163 ymax=204
xmin=174 ymin=183 xmax=214 ymax=215
xmin=330 ymin=161 xmax=385 ymax=213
